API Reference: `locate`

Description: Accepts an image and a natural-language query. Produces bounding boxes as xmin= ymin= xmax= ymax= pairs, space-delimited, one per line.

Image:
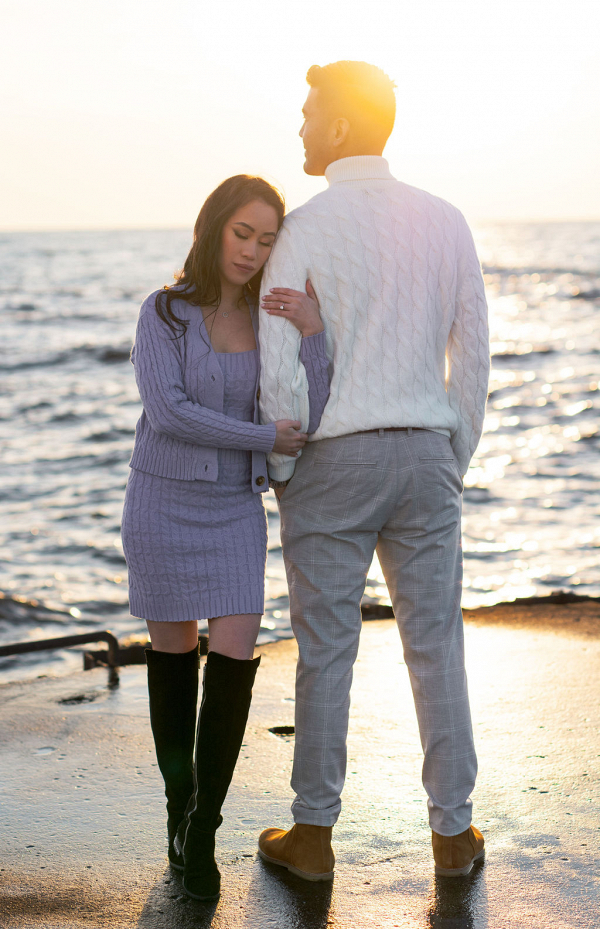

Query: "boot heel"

xmin=168 ymin=819 xmax=185 ymax=871
xmin=182 ymin=825 xmax=221 ymax=900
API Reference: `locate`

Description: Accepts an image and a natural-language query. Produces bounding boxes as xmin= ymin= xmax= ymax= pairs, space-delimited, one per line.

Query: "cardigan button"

xmin=256 ymin=389 xmax=260 ymax=400
xmin=255 ymin=475 xmax=265 ymax=486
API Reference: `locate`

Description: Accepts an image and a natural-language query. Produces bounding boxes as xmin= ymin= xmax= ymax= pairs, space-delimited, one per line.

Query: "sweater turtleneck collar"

xmin=325 ymin=156 xmax=394 ymax=186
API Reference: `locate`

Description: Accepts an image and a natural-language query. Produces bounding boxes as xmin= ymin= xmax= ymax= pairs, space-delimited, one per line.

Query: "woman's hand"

xmin=261 ymin=280 xmax=324 ymax=337
xmin=273 ymin=420 xmax=308 ymax=456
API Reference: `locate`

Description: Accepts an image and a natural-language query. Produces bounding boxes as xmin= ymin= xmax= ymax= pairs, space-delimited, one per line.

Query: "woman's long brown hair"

xmin=156 ymin=175 xmax=285 ymax=335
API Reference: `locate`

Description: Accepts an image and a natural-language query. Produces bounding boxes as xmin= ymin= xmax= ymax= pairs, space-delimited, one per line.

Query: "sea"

xmin=1 ymin=222 xmax=599 ymax=680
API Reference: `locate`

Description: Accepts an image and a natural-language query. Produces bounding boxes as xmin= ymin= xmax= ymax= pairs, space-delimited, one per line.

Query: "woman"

xmin=121 ymin=175 xmax=330 ymax=901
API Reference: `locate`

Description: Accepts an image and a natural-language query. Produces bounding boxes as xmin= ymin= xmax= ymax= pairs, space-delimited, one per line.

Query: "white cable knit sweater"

xmin=259 ymin=156 xmax=489 ymax=480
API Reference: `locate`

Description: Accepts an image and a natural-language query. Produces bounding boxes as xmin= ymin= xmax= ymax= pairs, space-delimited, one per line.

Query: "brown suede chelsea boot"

xmin=258 ymin=824 xmax=335 ymax=881
xmin=432 ymin=825 xmax=485 ymax=876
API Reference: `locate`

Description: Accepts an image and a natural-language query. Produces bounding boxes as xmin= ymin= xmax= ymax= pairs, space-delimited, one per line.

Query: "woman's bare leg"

xmin=146 ymin=615 xmax=261 ymax=658
xmin=207 ymin=614 xmax=262 ymax=660
xmin=147 ymin=620 xmax=199 ymax=654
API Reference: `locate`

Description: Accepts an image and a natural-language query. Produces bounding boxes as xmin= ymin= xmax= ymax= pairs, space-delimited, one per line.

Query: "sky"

xmin=1 ymin=0 xmax=599 ymax=229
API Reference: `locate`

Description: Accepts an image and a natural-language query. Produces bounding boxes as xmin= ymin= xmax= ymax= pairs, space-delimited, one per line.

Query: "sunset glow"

xmin=1 ymin=0 xmax=599 ymax=229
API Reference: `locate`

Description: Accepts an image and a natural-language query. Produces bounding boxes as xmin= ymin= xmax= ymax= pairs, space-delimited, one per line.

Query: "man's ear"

xmin=331 ymin=117 xmax=350 ymax=148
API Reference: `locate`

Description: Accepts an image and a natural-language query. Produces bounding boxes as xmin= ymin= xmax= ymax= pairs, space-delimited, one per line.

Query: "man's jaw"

xmin=303 ymin=153 xmax=327 ymax=177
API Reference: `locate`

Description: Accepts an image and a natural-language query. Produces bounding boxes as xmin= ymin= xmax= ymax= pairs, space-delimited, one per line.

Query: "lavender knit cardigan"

xmin=129 ymin=290 xmax=330 ymax=492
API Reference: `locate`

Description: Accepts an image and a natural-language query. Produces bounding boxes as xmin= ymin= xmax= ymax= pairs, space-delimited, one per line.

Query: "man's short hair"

xmin=306 ymin=61 xmax=396 ymax=145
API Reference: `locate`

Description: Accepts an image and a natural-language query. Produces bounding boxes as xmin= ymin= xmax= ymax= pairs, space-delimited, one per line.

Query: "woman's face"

xmin=218 ymin=199 xmax=279 ymax=290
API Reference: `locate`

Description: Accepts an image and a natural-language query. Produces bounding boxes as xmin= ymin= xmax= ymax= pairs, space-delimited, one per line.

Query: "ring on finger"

xmin=279 ymin=304 xmax=285 ymax=311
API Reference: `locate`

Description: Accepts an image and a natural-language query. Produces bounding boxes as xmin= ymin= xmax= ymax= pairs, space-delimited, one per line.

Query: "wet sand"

xmin=0 ymin=604 xmax=598 ymax=928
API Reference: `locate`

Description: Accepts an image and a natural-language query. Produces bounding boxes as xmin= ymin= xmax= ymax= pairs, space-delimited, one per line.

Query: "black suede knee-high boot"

xmin=146 ymin=643 xmax=199 ymax=867
xmin=181 ymin=650 xmax=260 ymax=900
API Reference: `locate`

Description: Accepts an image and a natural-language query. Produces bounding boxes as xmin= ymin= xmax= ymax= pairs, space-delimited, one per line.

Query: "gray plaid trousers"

xmin=279 ymin=429 xmax=477 ymax=835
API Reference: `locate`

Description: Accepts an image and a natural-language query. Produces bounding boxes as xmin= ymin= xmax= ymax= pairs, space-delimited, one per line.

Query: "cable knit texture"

xmin=122 ymin=298 xmax=331 ymax=622
xmin=130 ymin=291 xmax=276 ymax=488
xmin=300 ymin=332 xmax=331 ymax=434
xmin=259 ymin=156 xmax=490 ymax=480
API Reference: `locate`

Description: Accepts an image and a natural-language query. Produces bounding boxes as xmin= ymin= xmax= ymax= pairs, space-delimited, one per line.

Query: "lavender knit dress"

xmin=121 ymin=294 xmax=331 ymax=623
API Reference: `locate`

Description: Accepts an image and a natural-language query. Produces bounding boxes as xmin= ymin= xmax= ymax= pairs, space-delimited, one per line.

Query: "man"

xmin=257 ymin=60 xmax=489 ymax=880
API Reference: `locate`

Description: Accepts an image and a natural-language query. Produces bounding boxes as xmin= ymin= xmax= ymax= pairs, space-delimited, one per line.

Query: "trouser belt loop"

xmin=378 ymin=428 xmax=384 ymax=438
xmin=407 ymin=427 xmax=413 ymax=436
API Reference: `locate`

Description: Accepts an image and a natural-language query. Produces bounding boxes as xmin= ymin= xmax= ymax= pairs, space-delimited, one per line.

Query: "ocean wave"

xmin=91 ymin=548 xmax=127 ymax=565
xmin=481 ymin=264 xmax=598 ymax=277
xmin=0 ymin=343 xmax=132 ymax=371
xmin=570 ymin=288 xmax=600 ymax=301
xmin=491 ymin=347 xmax=556 ymax=358
xmin=97 ymin=347 xmax=132 ymax=363
xmin=33 ymin=451 xmax=129 ymax=469
xmin=18 ymin=400 xmax=52 ymax=413
xmin=86 ymin=428 xmax=135 ymax=443
xmin=50 ymin=411 xmax=80 ymax=423
xmin=4 ymin=302 xmax=39 ymax=312
xmin=0 ymin=592 xmax=73 ymax=625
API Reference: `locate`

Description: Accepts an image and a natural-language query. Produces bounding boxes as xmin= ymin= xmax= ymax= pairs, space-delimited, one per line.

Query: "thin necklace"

xmin=220 ymin=299 xmax=248 ymax=319
xmin=202 ymin=298 xmax=247 ymax=328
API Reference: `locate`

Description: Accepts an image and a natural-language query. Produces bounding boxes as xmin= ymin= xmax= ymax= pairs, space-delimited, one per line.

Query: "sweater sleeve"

xmin=446 ymin=215 xmax=490 ymax=475
xmin=133 ymin=298 xmax=276 ymax=453
xmin=300 ymin=331 xmax=331 ymax=434
xmin=258 ymin=221 xmax=313 ymax=480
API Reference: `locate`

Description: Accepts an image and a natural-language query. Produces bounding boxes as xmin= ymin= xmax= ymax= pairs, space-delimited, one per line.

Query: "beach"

xmin=1 ymin=603 xmax=599 ymax=928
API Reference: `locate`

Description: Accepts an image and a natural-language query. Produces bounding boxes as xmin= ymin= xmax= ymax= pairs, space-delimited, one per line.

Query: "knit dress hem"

xmin=128 ymin=588 xmax=265 ymax=623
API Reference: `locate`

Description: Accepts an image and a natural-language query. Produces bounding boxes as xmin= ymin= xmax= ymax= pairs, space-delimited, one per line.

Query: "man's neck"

xmin=330 ymin=146 xmax=384 ymax=162
xmin=324 ymin=155 xmax=394 ymax=186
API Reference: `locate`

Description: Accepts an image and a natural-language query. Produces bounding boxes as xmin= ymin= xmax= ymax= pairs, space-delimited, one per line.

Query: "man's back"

xmin=258 ymin=65 xmax=488 ymax=883
xmin=259 ymin=156 xmax=489 ymax=480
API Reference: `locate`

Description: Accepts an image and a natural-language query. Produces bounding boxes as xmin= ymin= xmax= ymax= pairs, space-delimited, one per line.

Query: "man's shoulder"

xmin=278 ymin=180 xmax=471 ymax=246
xmin=280 ymin=188 xmax=333 ymax=231
xmin=398 ymin=181 xmax=467 ymax=227
xmin=283 ymin=180 xmax=467 ymax=222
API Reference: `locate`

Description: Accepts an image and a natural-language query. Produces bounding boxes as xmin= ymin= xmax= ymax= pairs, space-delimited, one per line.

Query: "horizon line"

xmin=1 ymin=218 xmax=600 ymax=234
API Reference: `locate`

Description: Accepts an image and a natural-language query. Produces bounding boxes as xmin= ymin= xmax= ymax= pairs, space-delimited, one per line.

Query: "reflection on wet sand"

xmin=2 ymin=615 xmax=598 ymax=928
xmin=427 ymin=866 xmax=486 ymax=928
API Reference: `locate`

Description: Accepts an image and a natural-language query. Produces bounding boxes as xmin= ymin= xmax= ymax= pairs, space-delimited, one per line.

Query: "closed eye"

xmin=234 ymin=229 xmax=275 ymax=247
